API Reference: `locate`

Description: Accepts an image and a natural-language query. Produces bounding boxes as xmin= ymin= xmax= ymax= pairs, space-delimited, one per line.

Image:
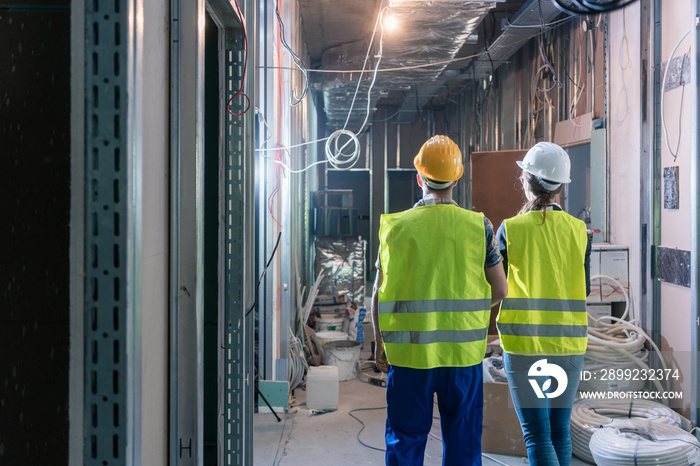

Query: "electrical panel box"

xmin=587 ymin=244 xmax=629 ymax=303
xmin=586 ymin=303 xmax=612 ymax=325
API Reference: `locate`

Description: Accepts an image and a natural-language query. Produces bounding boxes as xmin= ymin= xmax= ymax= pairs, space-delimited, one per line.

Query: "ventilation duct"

xmin=320 ymin=0 xmax=501 ymax=131
xmin=470 ymin=0 xmax=575 ymax=78
xmin=395 ymin=0 xmax=576 ymax=123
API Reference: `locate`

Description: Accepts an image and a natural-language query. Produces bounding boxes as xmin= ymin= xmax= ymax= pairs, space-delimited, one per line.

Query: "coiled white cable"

xmin=570 ymin=398 xmax=685 ymax=464
xmin=324 ymin=129 xmax=361 ymax=169
xmin=582 ymin=275 xmax=669 ymax=396
xmin=589 ymin=419 xmax=700 ymax=465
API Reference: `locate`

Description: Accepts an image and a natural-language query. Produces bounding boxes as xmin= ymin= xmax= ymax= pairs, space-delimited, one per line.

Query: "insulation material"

xmin=658 ymin=247 xmax=691 ymax=288
xmin=661 ymin=52 xmax=692 ymax=92
xmin=321 ymin=40 xmax=383 ymax=131
xmin=379 ymin=1 xmax=496 ymax=85
xmin=663 ymin=166 xmax=679 ymax=209
xmin=320 ymin=1 xmax=498 ymax=130
xmin=314 ymin=239 xmax=366 ymax=303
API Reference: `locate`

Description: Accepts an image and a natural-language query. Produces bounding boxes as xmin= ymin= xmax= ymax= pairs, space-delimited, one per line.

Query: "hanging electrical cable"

xmin=660 ymin=28 xmax=691 ymax=162
xmin=253 ymin=1 xmax=390 ymax=176
xmin=226 ymin=0 xmax=251 ymax=116
xmin=245 ymin=232 xmax=282 ymax=318
xmin=616 ymin=8 xmax=632 ymax=126
xmin=275 ymin=0 xmax=309 ymax=106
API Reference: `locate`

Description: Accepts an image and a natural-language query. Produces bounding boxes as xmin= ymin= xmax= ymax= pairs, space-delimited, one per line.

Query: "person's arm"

xmin=496 ymin=221 xmax=508 ymax=273
xmin=485 ymin=263 xmax=507 ymax=308
xmin=484 ymin=218 xmax=508 ymax=306
xmin=371 ymin=270 xmax=389 ymax=373
xmin=585 ymin=236 xmax=592 ymax=296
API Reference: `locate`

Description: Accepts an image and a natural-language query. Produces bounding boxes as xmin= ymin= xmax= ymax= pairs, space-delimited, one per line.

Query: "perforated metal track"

xmin=84 ymin=0 xmax=128 ymax=463
xmin=224 ymin=30 xmax=249 ymax=466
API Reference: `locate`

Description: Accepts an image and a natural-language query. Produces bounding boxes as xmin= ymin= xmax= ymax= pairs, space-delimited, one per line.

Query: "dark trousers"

xmin=385 ymin=364 xmax=483 ymax=466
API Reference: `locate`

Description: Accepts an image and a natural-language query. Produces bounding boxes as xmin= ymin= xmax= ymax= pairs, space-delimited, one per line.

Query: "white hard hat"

xmin=517 ymin=142 xmax=571 ymax=187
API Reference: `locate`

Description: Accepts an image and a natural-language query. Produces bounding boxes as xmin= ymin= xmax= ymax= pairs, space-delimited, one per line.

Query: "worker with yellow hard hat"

xmin=371 ymin=135 xmax=508 ymax=465
xmin=495 ymin=141 xmax=591 ymax=466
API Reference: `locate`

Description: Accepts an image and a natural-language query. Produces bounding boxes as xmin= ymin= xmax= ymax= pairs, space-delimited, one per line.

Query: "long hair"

xmin=518 ymin=171 xmax=563 ymax=223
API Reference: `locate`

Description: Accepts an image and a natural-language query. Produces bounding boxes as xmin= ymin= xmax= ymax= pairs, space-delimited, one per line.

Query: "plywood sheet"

xmin=471 ymin=150 xmax=527 ymax=233
xmin=471 ymin=150 xmax=527 ymax=335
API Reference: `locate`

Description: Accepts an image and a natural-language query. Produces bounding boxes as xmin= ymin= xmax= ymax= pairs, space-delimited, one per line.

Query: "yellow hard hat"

xmin=413 ymin=135 xmax=463 ymax=183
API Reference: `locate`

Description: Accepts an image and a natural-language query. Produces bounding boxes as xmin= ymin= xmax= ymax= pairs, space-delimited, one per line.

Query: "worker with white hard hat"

xmin=495 ymin=141 xmax=592 ymax=466
xmin=371 ymin=135 xmax=508 ymax=465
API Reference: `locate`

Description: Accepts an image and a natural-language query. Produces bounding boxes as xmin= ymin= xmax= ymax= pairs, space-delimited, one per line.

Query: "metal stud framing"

xmin=84 ymin=0 xmax=129 ymax=463
xmin=224 ymin=29 xmax=251 ymax=465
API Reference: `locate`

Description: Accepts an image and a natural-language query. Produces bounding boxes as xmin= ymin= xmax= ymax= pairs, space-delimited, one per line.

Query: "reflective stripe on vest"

xmin=499 ymin=298 xmax=586 ymax=313
xmin=382 ymin=327 xmax=488 ymax=345
xmin=497 ymin=210 xmax=588 ymax=355
xmin=378 ymin=204 xmax=491 ymax=369
xmin=378 ymin=298 xmax=492 ymax=314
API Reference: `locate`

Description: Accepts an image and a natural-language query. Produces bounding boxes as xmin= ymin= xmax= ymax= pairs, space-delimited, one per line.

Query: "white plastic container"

xmin=306 ymin=365 xmax=339 ymax=410
xmin=322 ymin=340 xmax=361 ymax=381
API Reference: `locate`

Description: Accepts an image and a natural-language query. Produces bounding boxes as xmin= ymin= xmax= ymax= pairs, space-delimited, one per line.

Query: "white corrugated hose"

xmin=571 ymin=398 xmax=690 ymax=464
xmin=582 ymin=275 xmax=668 ymax=396
xmin=571 ymin=275 xmax=697 ymax=463
xmin=589 ymin=419 xmax=700 ymax=465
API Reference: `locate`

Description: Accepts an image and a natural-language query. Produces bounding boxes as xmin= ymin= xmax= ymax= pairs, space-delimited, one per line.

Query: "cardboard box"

xmin=481 ymin=341 xmax=527 ymax=457
xmin=482 ymin=381 xmax=527 ymax=458
xmin=588 ymin=244 xmax=629 ymax=303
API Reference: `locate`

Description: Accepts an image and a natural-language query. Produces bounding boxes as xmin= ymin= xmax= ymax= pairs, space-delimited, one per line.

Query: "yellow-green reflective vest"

xmin=497 ymin=210 xmax=588 ymax=355
xmin=378 ymin=204 xmax=492 ymax=369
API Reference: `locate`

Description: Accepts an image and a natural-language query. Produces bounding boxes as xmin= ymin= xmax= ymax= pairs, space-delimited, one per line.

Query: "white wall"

xmin=608 ymin=1 xmax=695 ymax=417
xmin=658 ymin=0 xmax=695 ymax=417
xmin=140 ymin=0 xmax=171 ymax=464
xmin=608 ymin=3 xmax=643 ymax=317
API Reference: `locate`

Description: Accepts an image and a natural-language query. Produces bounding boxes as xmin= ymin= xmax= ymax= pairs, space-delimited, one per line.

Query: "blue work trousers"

xmin=503 ymin=353 xmax=584 ymax=466
xmin=385 ymin=364 xmax=483 ymax=466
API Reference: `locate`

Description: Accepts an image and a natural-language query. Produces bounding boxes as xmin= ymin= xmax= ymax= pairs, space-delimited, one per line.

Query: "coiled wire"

xmin=582 ymin=275 xmax=668 ymax=396
xmin=589 ymin=419 xmax=700 ymax=465
xmin=571 ymin=399 xmax=686 ymax=464
xmin=324 ymin=129 xmax=361 ymax=170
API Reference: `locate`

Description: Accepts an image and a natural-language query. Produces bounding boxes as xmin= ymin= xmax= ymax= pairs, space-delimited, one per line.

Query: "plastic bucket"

xmin=315 ymin=330 xmax=349 ymax=346
xmin=316 ymin=315 xmax=346 ymax=332
xmin=322 ymin=340 xmax=361 ymax=381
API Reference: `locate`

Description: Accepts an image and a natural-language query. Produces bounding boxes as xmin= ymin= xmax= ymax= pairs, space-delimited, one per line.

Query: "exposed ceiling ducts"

xmin=299 ymin=0 xmax=576 ymax=131
xmin=395 ymin=0 xmax=576 ymax=123
xmin=319 ymin=1 xmax=501 ymax=131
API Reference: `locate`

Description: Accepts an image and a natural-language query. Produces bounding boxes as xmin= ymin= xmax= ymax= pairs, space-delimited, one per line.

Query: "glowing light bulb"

xmin=384 ymin=15 xmax=397 ymax=31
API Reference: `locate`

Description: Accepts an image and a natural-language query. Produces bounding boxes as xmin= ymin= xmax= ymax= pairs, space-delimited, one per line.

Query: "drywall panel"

xmin=658 ymin=0 xmax=695 ymax=417
xmin=140 ymin=0 xmax=170 ymax=464
xmin=607 ymin=4 xmax=643 ymax=324
xmin=661 ymin=285 xmax=692 ymax=417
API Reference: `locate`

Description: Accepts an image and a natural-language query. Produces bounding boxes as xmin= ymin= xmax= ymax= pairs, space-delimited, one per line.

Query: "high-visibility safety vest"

xmin=497 ymin=210 xmax=588 ymax=355
xmin=378 ymin=204 xmax=492 ymax=369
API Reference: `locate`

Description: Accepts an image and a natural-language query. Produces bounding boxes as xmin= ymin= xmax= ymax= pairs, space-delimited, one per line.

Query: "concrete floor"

xmin=253 ymin=331 xmax=591 ymax=465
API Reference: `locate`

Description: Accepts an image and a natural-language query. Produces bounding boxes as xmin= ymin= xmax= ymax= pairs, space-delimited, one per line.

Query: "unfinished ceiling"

xmin=298 ymin=0 xmax=576 ymax=131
